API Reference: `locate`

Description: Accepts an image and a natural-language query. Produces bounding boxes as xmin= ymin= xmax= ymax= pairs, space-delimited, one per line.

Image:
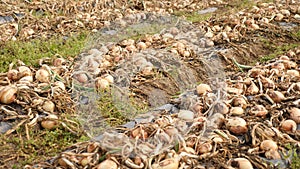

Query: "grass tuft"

xmin=0 ymin=126 xmax=89 ymax=168
xmin=173 ymin=11 xmax=212 ymax=23
xmin=0 ymin=32 xmax=89 ymax=72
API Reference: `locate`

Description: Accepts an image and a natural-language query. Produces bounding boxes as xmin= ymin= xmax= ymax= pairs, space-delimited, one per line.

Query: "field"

xmin=0 ymin=0 xmax=299 ymax=168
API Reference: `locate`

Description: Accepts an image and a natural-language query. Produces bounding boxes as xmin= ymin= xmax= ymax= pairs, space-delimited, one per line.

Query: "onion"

xmin=271 ymin=62 xmax=285 ymax=70
xmin=260 ymin=140 xmax=278 ymax=151
xmin=42 ymin=100 xmax=55 ymax=113
xmin=268 ymin=90 xmax=285 ymax=103
xmin=286 ymin=51 xmax=295 ymax=57
xmin=232 ymin=97 xmax=247 ymax=108
xmin=215 ymin=102 xmax=229 ymax=115
xmin=275 ymin=13 xmax=284 ymax=21
xmin=74 ymin=73 xmax=89 ymax=83
xmin=279 ymin=55 xmax=290 ymax=61
xmin=289 ymin=108 xmax=300 ymax=124
xmin=152 ymin=157 xmax=179 ymax=169
xmin=280 ymin=119 xmax=297 ymax=133
xmin=280 ymin=9 xmax=290 ymax=16
xmin=53 ymin=58 xmax=66 ymax=67
xmin=95 ymin=78 xmax=110 ymax=90
xmin=265 ymin=149 xmax=281 ymax=160
xmin=96 ymin=159 xmax=118 ymax=169
xmin=121 ymin=39 xmax=135 ymax=46
xmin=103 ymin=74 xmax=114 ymax=84
xmin=126 ymin=44 xmax=137 ymax=52
xmin=208 ymin=134 xmax=224 ymax=143
xmin=196 ymin=84 xmax=211 ymax=95
xmin=226 ymin=117 xmax=248 ymax=135
xmin=197 ymin=142 xmax=212 ymax=154
xmin=243 ymin=77 xmax=253 ymax=85
xmin=248 ymin=68 xmax=264 ymax=77
xmin=246 ymin=81 xmax=259 ymax=95
xmin=229 ymin=158 xmax=253 ymax=169
xmin=7 ymin=69 xmax=19 ymax=81
xmin=136 ymin=42 xmax=147 ymax=50
xmin=249 ymin=105 xmax=268 ymax=117
xmin=230 ymin=107 xmax=245 ymax=116
xmin=131 ymin=127 xmax=148 ymax=139
xmin=18 ymin=66 xmax=32 ymax=78
xmin=48 ymin=114 xmax=58 ymax=119
xmin=101 ymin=59 xmax=112 ymax=68
xmin=204 ymin=31 xmax=214 ymax=38
xmin=41 ymin=120 xmax=58 ymax=130
xmin=192 ymin=103 xmax=203 ymax=114
xmin=0 ymin=86 xmax=18 ymax=104
xmin=270 ymin=68 xmax=280 ymax=76
xmin=54 ymin=81 xmax=66 ymax=91
xmin=250 ymin=23 xmax=260 ymax=30
xmin=207 ymin=113 xmax=225 ymax=129
xmin=282 ymin=60 xmax=297 ymax=69
xmin=35 ymin=69 xmax=50 ymax=83
xmin=164 ymin=127 xmax=179 ymax=137
xmin=19 ymin=75 xmax=33 ymax=83
xmin=260 ymin=76 xmax=275 ymax=88
xmin=286 ymin=70 xmax=299 ymax=77
xmin=80 ymin=156 xmax=92 ymax=166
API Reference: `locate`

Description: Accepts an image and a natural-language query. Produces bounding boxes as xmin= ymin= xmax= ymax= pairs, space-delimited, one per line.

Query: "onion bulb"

xmin=226 ymin=117 xmax=248 ymax=135
xmin=7 ymin=69 xmax=19 ymax=81
xmin=136 ymin=42 xmax=147 ymax=50
xmin=197 ymin=142 xmax=212 ymax=154
xmin=41 ymin=120 xmax=58 ymax=130
xmin=196 ymin=84 xmax=211 ymax=95
xmin=0 ymin=86 xmax=18 ymax=104
xmin=249 ymin=105 xmax=268 ymax=117
xmin=35 ymin=69 xmax=50 ymax=83
xmin=229 ymin=158 xmax=253 ymax=169
xmin=280 ymin=119 xmax=297 ymax=133
xmin=286 ymin=70 xmax=299 ymax=77
xmin=103 ymin=74 xmax=114 ymax=84
xmin=152 ymin=157 xmax=179 ymax=169
xmin=230 ymin=107 xmax=245 ymax=116
xmin=53 ymin=58 xmax=66 ymax=67
xmin=232 ymin=97 xmax=247 ymax=108
xmin=74 ymin=73 xmax=89 ymax=83
xmin=95 ymin=78 xmax=110 ymax=90
xmin=96 ymin=159 xmax=118 ymax=169
xmin=42 ymin=100 xmax=55 ymax=113
xmin=265 ymin=149 xmax=281 ymax=160
xmin=247 ymin=81 xmax=259 ymax=95
xmin=18 ymin=66 xmax=31 ymax=78
xmin=289 ymin=108 xmax=300 ymax=124
xmin=260 ymin=140 xmax=278 ymax=151
xmin=268 ymin=90 xmax=285 ymax=103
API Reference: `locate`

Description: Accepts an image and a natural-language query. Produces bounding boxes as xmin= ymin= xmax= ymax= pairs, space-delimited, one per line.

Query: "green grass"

xmin=173 ymin=11 xmax=212 ymax=23
xmin=97 ymin=88 xmax=148 ymax=126
xmin=0 ymin=31 xmax=89 ymax=72
xmin=0 ymin=126 xmax=89 ymax=168
xmin=284 ymin=143 xmax=300 ymax=169
xmin=260 ymin=42 xmax=298 ymax=62
xmin=291 ymin=29 xmax=300 ymax=40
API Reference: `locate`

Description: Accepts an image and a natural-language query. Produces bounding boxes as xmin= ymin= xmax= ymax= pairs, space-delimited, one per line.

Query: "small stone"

xmin=0 ymin=122 xmax=12 ymax=134
xmin=178 ymin=110 xmax=194 ymax=121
